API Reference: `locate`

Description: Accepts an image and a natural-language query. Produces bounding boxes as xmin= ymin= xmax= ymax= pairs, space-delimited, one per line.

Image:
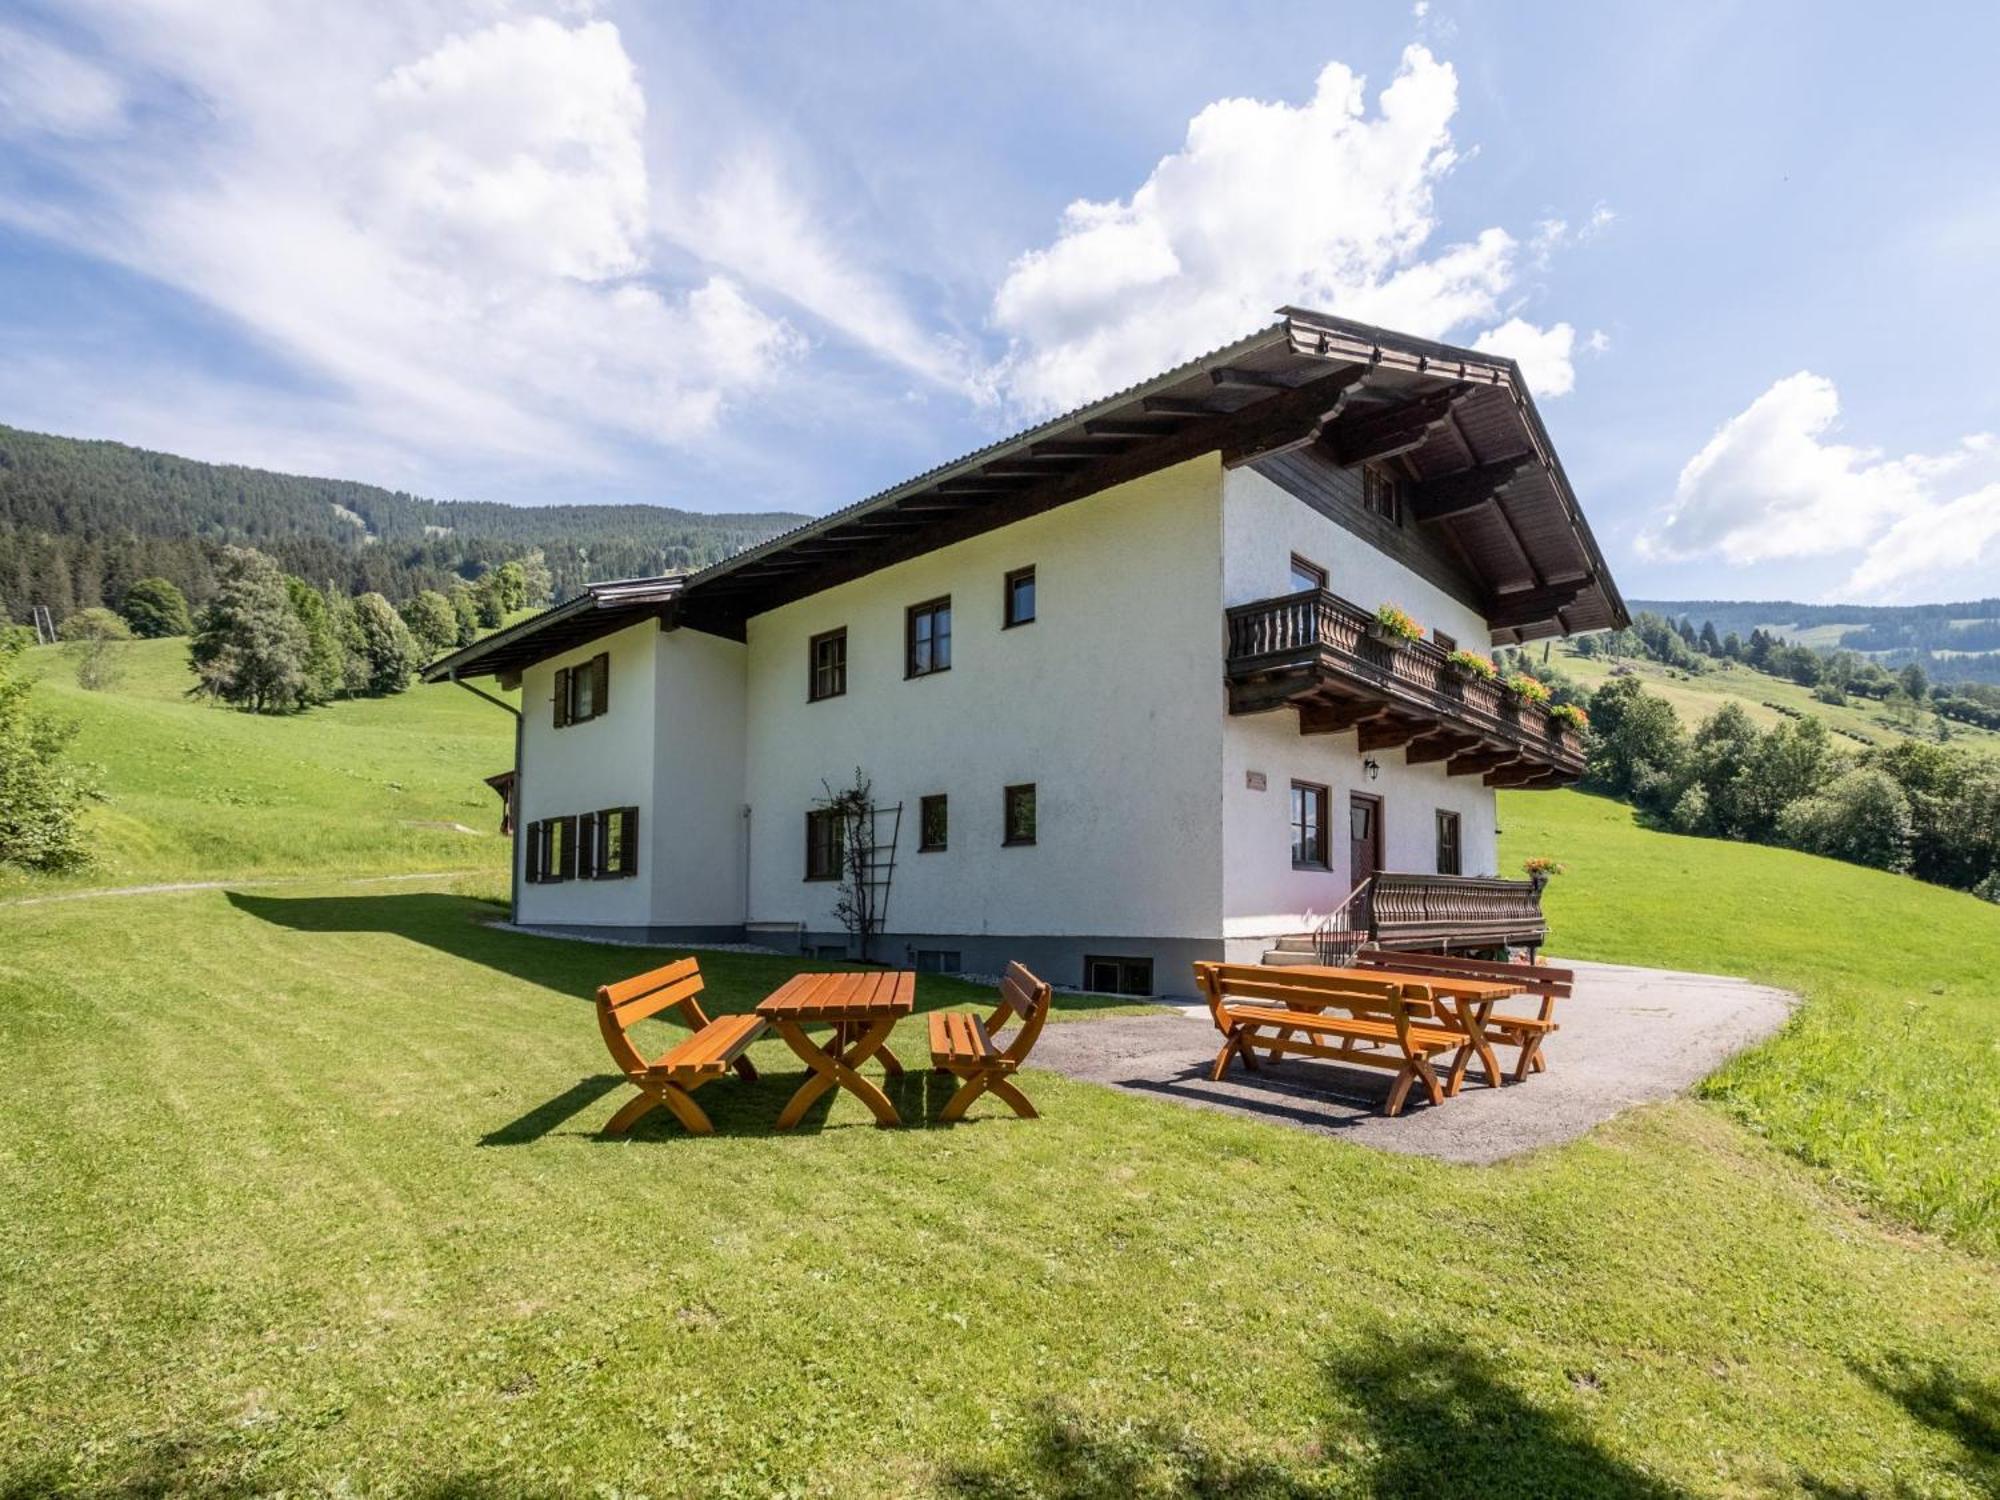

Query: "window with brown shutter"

xmin=556 ymin=815 xmax=578 ymax=881
xmin=553 ymin=653 xmax=610 ymax=727
xmin=614 ymin=805 xmax=639 ymax=877
xmin=805 ymin=808 xmax=843 ymax=881
xmin=906 ymin=597 xmax=951 ymax=677
xmin=524 ymin=819 xmax=545 ymax=882
xmin=1435 ymin=809 xmax=1462 ymax=876
xmin=576 ymin=811 xmax=598 ymax=881
xmin=1003 ymin=783 xmax=1036 ymax=846
xmin=809 ymin=628 xmax=847 ymax=701
xmin=584 ymin=806 xmax=640 ymax=879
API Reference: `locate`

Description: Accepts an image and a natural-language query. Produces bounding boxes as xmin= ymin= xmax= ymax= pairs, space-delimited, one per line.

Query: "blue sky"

xmin=2 ymin=1 xmax=1997 ymax=604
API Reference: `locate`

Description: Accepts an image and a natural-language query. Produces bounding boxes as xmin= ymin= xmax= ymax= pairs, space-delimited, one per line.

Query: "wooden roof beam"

xmin=1448 ymin=748 xmax=1520 ymax=777
xmin=1221 ymin=365 xmax=1371 ymax=467
xmin=1211 ymin=366 xmax=1313 ymax=390
xmin=1299 ymin=699 xmax=1388 ymax=736
xmin=1357 ymin=715 xmax=1427 ymax=753
xmin=1408 ymin=456 xmax=1534 ymax=525
xmin=1487 ymin=584 xmax=1585 ymax=631
xmin=1142 ymin=395 xmax=1234 ymax=417
xmin=1027 ymin=440 xmax=1128 ymax=459
xmin=1327 ymin=383 xmax=1470 ymax=466
xmin=1403 ymin=729 xmax=1481 ymax=765
xmin=1084 ymin=417 xmax=1182 ymax=438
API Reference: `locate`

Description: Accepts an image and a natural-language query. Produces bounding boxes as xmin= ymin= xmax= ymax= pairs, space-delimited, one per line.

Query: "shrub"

xmin=0 ymin=636 xmax=96 ymax=871
xmin=1668 ymin=783 xmax=1712 ymax=836
xmin=1777 ymin=768 xmax=1913 ymax=873
xmin=59 ymin=608 xmax=132 ymax=692
xmin=119 ymin=578 xmax=193 ymax=638
xmin=1372 ymin=603 xmax=1421 ymax=642
xmin=1973 ymin=871 xmax=2000 ymax=905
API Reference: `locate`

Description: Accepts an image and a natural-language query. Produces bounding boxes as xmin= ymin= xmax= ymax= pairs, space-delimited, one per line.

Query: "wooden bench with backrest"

xmin=595 ymin=957 xmax=767 ymax=1136
xmin=1192 ymin=962 xmax=1462 ymax=1116
xmin=1354 ymin=947 xmax=1574 ymax=1083
xmin=927 ymin=961 xmax=1052 ymax=1122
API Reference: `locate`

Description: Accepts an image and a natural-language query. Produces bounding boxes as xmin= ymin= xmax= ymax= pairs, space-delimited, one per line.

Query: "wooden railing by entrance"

xmin=1224 ymin=588 xmax=1584 ymax=784
xmin=1305 ymin=872 xmax=1547 ymax=964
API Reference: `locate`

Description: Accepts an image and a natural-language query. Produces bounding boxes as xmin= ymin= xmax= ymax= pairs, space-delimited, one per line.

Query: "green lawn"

xmin=1550 ymin=645 xmax=2000 ymax=757
xmin=4 ymin=647 xmax=1999 ymax=1494
xmin=1 ymin=638 xmax=514 ymax=898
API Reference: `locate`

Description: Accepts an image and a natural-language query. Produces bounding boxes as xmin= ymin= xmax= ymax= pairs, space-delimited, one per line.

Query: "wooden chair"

xmin=1192 ymin=962 xmax=1462 ymax=1116
xmin=1355 ymin=947 xmax=1574 ymax=1082
xmin=927 ymin=961 xmax=1052 ymax=1122
xmin=595 ymin=957 xmax=766 ymax=1136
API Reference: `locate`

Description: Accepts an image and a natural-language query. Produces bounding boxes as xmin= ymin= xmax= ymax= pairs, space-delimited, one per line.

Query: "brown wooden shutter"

xmin=591 ymin=654 xmax=609 ymax=718
xmin=618 ymin=806 xmax=639 ymax=877
xmin=552 ymin=667 xmax=571 ymax=728
xmin=577 ymin=811 xmax=599 ymax=881
xmin=557 ymin=815 xmax=578 ymax=881
xmin=524 ymin=820 xmax=544 ymax=884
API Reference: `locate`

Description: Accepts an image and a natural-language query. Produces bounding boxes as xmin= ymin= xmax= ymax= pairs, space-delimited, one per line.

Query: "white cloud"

xmin=1845 ymin=483 xmax=2000 ymax=599
xmin=1642 ymin=371 xmax=2000 ymax=598
xmin=988 ymin=46 xmax=1584 ymax=416
xmin=1579 ymin=202 xmax=1616 ymax=240
xmin=0 ymin=23 xmax=126 ymax=137
xmin=4 ymin=5 xmax=803 ymax=471
xmin=1473 ymin=316 xmax=1576 ymax=397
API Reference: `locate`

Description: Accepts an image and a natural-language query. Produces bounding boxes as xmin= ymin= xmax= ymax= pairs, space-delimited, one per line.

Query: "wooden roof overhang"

xmin=423 ymin=309 xmax=1625 ymax=683
xmin=420 ymin=575 xmax=684 ymax=687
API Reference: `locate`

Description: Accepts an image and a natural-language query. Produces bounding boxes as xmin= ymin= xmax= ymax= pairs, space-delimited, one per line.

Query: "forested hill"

xmin=0 ymin=422 xmax=807 ymax=617
xmin=1635 ymin=596 xmax=2000 ymax=685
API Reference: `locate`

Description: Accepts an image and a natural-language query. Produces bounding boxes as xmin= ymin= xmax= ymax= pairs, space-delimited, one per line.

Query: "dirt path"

xmin=0 ymin=869 xmax=489 ymax=910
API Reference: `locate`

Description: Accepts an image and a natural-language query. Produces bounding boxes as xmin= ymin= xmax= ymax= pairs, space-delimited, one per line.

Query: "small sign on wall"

xmin=1245 ymin=770 xmax=1268 ymax=791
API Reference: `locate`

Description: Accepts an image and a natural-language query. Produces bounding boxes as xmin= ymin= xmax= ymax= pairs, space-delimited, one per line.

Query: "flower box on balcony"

xmin=1504 ymin=673 xmax=1551 ymax=707
xmin=1444 ymin=649 xmax=1498 ymax=684
xmin=1367 ymin=603 xmax=1422 ymax=650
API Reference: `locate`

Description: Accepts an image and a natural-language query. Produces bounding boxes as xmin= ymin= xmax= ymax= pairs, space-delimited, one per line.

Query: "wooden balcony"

xmin=1306 ymin=872 xmax=1550 ymax=963
xmin=1224 ymin=588 xmax=1585 ymax=785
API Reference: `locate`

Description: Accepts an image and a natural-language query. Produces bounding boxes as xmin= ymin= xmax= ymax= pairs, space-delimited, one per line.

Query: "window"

xmin=524 ymin=814 xmax=578 ymax=883
xmin=805 ymin=808 xmax=844 ymax=881
xmin=1436 ymin=809 xmax=1462 ymax=876
xmin=1433 ymin=629 xmax=1457 ymax=653
xmin=582 ymin=806 xmax=640 ymax=880
xmin=913 ymin=949 xmax=962 ymax=974
xmin=808 ymin=628 xmax=847 ymax=701
xmin=1289 ymin=554 xmax=1327 ymax=594
xmin=1084 ymin=955 xmax=1153 ymax=996
xmin=1361 ymin=463 xmax=1403 ymax=523
xmin=906 ymin=597 xmax=952 ymax=677
xmin=1291 ymin=781 xmax=1330 ymax=869
xmin=553 ymin=653 xmax=609 ymax=727
xmin=1003 ymin=783 xmax=1037 ymax=846
xmin=919 ymin=793 xmax=948 ymax=852
xmin=1003 ymin=566 xmax=1036 ymax=628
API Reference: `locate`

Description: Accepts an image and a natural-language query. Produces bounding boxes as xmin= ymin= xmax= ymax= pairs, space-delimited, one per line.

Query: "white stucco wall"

xmin=515 ymin=621 xmax=661 ymax=927
xmin=1220 ymin=464 xmax=1489 ymax=645
xmin=741 ymin=456 xmax=1228 ymax=943
xmin=648 ymin=625 xmax=749 ymax=927
xmin=1217 ymin=463 xmax=1499 ymax=953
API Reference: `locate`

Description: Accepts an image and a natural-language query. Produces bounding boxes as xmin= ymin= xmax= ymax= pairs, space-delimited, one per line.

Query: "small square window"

xmin=1004 ymin=566 xmax=1036 ymax=628
xmin=809 ymin=628 xmax=847 ymax=701
xmin=913 ymin=949 xmax=962 ymax=974
xmin=907 ymin=597 xmax=952 ymax=677
xmin=1083 ymin=956 xmax=1153 ymax=996
xmin=805 ymin=808 xmax=843 ymax=881
xmin=919 ymin=793 xmax=948 ymax=852
xmin=1289 ymin=554 xmax=1327 ymax=594
xmin=1432 ymin=629 xmax=1457 ymax=653
xmin=1003 ymin=783 xmax=1036 ymax=846
xmin=1362 ymin=464 xmax=1403 ymax=523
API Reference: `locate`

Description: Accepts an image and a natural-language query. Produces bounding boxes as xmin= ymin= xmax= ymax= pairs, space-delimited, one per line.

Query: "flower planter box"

xmin=1365 ymin=621 xmax=1417 ymax=650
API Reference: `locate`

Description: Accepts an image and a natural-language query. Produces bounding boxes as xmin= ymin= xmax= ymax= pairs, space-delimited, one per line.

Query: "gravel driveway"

xmin=1031 ymin=958 xmax=1796 ymax=1163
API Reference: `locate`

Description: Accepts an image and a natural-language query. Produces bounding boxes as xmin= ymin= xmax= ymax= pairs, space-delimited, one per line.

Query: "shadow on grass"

xmin=1855 ymin=1355 xmax=1999 ymax=1491
xmin=944 ymin=1333 xmax=1675 ymax=1499
xmin=224 ymin=889 xmax=1140 ymax=1020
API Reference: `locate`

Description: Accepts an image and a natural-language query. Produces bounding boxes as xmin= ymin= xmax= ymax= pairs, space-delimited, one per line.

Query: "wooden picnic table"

xmin=756 ymin=971 xmax=916 ymax=1129
xmin=1265 ymin=964 xmax=1527 ymax=1092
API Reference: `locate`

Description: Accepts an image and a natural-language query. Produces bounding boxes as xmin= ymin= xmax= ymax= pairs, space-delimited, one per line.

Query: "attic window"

xmin=1362 ymin=465 xmax=1404 ymax=524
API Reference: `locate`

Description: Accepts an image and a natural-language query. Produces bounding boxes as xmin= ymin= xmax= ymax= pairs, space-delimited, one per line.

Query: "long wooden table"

xmin=756 ymin=971 xmax=916 ymax=1128
xmin=1263 ymin=964 xmax=1527 ymax=1092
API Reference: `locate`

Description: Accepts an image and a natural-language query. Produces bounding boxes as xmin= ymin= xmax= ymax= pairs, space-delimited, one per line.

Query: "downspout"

xmin=451 ymin=672 xmax=523 ymax=924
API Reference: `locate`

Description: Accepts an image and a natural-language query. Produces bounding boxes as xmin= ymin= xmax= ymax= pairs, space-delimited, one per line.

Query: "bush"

xmin=59 ymin=608 xmax=132 ymax=691
xmin=119 ymin=577 xmax=193 ymax=638
xmin=1778 ymin=768 xmax=1913 ymax=873
xmin=0 ymin=637 xmax=96 ymax=871
xmin=189 ymin=547 xmax=313 ymax=713
xmin=1668 ymin=784 xmax=1711 ymax=836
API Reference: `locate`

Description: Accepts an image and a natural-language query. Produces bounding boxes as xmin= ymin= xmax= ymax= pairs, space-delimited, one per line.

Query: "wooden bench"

xmin=1192 ymin=962 xmax=1461 ymax=1116
xmin=596 ymin=957 xmax=767 ymax=1136
xmin=927 ymin=961 xmax=1052 ymax=1122
xmin=1355 ymin=947 xmax=1574 ymax=1082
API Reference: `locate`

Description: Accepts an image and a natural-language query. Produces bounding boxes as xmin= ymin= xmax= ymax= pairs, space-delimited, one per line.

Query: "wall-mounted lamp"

xmin=1362 ymin=757 xmax=1381 ymax=782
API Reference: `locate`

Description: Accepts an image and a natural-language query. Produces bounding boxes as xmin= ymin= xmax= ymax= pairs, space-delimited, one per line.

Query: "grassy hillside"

xmin=3 ymin=659 xmax=1997 ymax=1492
xmin=1548 ymin=642 xmax=2000 ymax=757
xmin=1504 ymin=788 xmax=2000 ymax=1250
xmin=0 ymin=637 xmax=514 ymax=897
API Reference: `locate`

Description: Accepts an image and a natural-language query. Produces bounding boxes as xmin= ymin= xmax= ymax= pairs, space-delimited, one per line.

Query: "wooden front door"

xmin=1348 ymin=792 xmax=1383 ymax=891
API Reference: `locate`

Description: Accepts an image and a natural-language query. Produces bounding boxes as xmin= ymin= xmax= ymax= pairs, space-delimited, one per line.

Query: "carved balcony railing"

xmin=1224 ymin=588 xmax=1585 ymax=784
